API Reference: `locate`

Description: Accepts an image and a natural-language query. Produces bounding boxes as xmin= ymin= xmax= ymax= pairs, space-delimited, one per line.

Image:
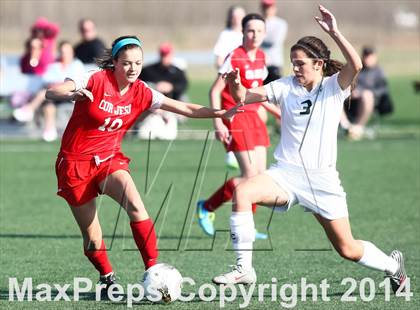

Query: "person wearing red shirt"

xmin=197 ymin=14 xmax=281 ymax=239
xmin=46 ymin=35 xmax=236 ymax=297
xmin=30 ymin=17 xmax=60 ymax=68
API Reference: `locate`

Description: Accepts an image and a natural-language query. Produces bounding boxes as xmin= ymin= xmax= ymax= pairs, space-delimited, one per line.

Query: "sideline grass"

xmin=0 ymin=136 xmax=419 ymax=309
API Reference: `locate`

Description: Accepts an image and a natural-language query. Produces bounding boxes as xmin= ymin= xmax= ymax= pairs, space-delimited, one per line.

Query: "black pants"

xmin=344 ymin=93 xmax=394 ymax=122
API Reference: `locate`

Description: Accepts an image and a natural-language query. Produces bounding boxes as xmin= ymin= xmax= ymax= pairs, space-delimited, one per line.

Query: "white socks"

xmin=230 ymin=214 xmax=399 ymax=276
xmin=357 ymin=240 xmax=398 ymax=275
xmin=230 ymin=211 xmax=255 ymax=271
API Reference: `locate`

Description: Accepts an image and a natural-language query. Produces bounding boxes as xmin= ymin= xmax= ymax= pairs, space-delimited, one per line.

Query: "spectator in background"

xmin=141 ymin=43 xmax=188 ymax=101
xmin=213 ymin=5 xmax=246 ymax=69
xmin=13 ymin=41 xmax=85 ymax=142
xmin=137 ymin=42 xmax=188 ymax=140
xmin=341 ymin=46 xmax=394 ymax=140
xmin=20 ymin=37 xmax=49 ymax=76
xmin=16 ymin=17 xmax=59 ymax=108
xmin=11 ymin=38 xmax=46 ymax=111
xmin=20 ymin=17 xmax=59 ymax=76
xmin=414 ymin=80 xmax=420 ymax=93
xmin=260 ymin=0 xmax=288 ymax=83
xmin=29 ymin=17 xmax=60 ymax=72
xmin=15 ymin=18 xmax=59 ymax=112
xmin=74 ymin=18 xmax=106 ymax=68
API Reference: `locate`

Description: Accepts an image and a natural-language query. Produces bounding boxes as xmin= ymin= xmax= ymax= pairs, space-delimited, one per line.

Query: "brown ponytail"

xmin=324 ymin=59 xmax=343 ymax=76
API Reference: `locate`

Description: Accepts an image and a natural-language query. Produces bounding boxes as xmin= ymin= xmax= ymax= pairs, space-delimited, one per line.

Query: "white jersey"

xmin=213 ymin=29 xmax=243 ymax=60
xmin=262 ymin=16 xmax=287 ymax=67
xmin=264 ymin=73 xmax=350 ymax=169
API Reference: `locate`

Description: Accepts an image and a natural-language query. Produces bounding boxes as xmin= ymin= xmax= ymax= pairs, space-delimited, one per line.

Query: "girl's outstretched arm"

xmin=46 ymin=80 xmax=93 ymax=102
xmin=224 ymin=68 xmax=268 ymax=104
xmin=315 ymin=4 xmax=363 ymax=89
xmin=159 ymin=96 xmax=239 ymax=120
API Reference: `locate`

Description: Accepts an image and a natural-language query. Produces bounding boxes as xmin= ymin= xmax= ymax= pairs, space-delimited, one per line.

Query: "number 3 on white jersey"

xmin=98 ymin=117 xmax=123 ymax=132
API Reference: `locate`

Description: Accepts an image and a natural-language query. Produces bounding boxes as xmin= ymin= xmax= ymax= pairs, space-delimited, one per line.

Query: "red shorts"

xmin=55 ymin=152 xmax=130 ymax=207
xmin=223 ymin=111 xmax=270 ymax=152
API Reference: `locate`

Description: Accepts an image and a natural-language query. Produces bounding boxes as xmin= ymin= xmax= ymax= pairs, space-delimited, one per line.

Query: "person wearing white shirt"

xmin=212 ymin=6 xmax=408 ymax=295
xmin=213 ymin=5 xmax=246 ymax=69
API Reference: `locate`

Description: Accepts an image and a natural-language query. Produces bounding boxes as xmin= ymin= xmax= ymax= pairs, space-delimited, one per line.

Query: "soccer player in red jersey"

xmin=46 ymin=35 xmax=237 ymax=293
xmin=197 ymin=14 xmax=280 ymax=238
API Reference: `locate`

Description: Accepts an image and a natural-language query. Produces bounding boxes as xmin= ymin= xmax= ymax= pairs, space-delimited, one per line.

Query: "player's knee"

xmin=336 ymin=244 xmax=359 ymax=261
xmin=125 ymin=202 xmax=147 ymax=220
xmin=234 ymin=183 xmax=253 ymax=203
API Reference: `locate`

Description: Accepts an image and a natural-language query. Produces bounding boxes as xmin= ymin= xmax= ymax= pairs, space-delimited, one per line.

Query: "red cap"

xmin=159 ymin=42 xmax=173 ymax=56
xmin=32 ymin=17 xmax=50 ymax=29
xmin=261 ymin=0 xmax=275 ymax=7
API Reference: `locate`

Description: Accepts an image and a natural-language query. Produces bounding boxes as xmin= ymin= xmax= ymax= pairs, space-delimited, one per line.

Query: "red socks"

xmin=84 ymin=240 xmax=113 ymax=276
xmin=204 ymin=178 xmax=258 ymax=213
xmin=130 ymin=219 xmax=159 ymax=270
xmin=204 ymin=178 xmax=235 ymax=211
xmin=83 ymin=219 xmax=158 ymax=274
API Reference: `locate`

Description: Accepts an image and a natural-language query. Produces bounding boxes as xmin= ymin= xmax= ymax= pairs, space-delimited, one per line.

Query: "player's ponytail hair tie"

xmin=111 ymin=38 xmax=142 ymax=58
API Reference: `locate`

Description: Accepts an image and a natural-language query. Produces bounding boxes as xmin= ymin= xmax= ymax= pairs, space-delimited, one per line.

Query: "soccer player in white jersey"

xmin=213 ymin=5 xmax=408 ymax=294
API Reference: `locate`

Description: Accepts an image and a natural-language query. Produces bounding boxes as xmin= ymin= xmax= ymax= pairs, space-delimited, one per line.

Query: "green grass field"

xmin=1 ymin=75 xmax=419 ymax=309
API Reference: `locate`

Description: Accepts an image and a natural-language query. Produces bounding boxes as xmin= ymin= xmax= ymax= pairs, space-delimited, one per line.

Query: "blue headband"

xmin=111 ymin=38 xmax=142 ymax=57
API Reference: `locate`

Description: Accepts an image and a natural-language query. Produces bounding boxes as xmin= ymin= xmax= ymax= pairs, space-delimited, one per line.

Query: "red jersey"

xmin=60 ymin=69 xmax=163 ymax=155
xmin=219 ymin=46 xmax=267 ymax=111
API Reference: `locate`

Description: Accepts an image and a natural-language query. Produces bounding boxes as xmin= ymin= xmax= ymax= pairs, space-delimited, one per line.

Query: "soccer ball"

xmin=141 ymin=263 xmax=183 ymax=303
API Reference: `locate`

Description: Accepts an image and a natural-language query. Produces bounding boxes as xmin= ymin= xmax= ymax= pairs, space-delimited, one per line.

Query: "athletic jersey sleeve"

xmin=264 ymin=78 xmax=286 ymax=107
xmin=149 ymin=88 xmax=164 ymax=110
xmin=141 ymin=81 xmax=164 ymax=110
xmin=325 ymin=72 xmax=351 ymax=102
xmin=66 ymin=69 xmax=98 ymax=91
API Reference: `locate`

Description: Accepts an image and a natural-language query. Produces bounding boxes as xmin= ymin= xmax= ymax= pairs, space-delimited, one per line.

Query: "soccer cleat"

xmin=212 ymin=265 xmax=256 ymax=285
xmin=255 ymin=230 xmax=268 ymax=240
xmin=386 ymin=250 xmax=407 ymax=293
xmin=13 ymin=107 xmax=34 ymax=122
xmin=225 ymin=152 xmax=239 ymax=170
xmin=42 ymin=128 xmax=58 ymax=142
xmin=98 ymin=272 xmax=117 ymax=300
xmin=196 ymin=200 xmax=215 ymax=236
